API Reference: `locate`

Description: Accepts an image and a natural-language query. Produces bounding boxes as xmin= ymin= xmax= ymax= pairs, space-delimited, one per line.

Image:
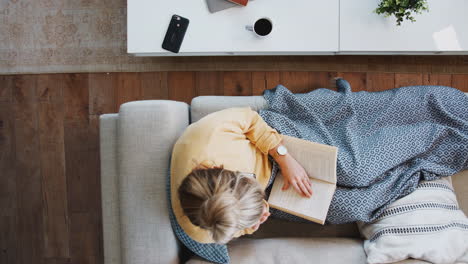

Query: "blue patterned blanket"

xmin=259 ymin=79 xmax=468 ymax=224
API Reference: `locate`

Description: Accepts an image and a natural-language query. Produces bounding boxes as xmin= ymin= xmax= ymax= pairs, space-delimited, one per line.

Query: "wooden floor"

xmin=1 ymin=71 xmax=468 ymax=264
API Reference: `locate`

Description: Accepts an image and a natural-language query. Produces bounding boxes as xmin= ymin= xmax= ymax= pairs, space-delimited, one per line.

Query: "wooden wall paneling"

xmin=0 ymin=216 xmax=16 ymax=264
xmin=64 ymin=74 xmax=89 ymax=122
xmin=38 ymin=91 xmax=69 ymax=258
xmin=0 ymin=101 xmax=16 ymax=264
xmin=69 ymin=211 xmax=102 ymax=264
xmin=310 ymin=72 xmax=337 ymax=90
xmin=395 ymin=73 xmax=423 ymax=88
xmin=366 ymin=73 xmax=396 ymax=92
xmin=88 ymin=73 xmax=117 ymax=115
xmin=37 ymin=74 xmax=64 ymax=102
xmin=2 ymin=69 xmax=468 ymax=264
xmin=43 ymin=258 xmax=71 ymax=264
xmin=140 ymin=72 xmax=169 ymax=100
xmin=452 ymin=74 xmax=468 ymax=92
xmin=336 ymin=72 xmax=366 ymax=92
xmin=279 ymin=72 xmax=315 ymax=93
xmin=251 ymin=72 xmax=280 ymax=95
xmin=168 ymin=72 xmax=196 ymax=103
xmin=422 ymin=74 xmax=452 ymax=86
xmin=87 ymin=115 xmax=103 ymax=262
xmin=116 ymin=73 xmax=142 ymax=109
xmin=195 ymin=71 xmax=223 ymax=96
xmin=13 ymin=75 xmax=45 ymax=264
xmin=223 ymin=71 xmax=252 ymax=96
xmin=0 ymin=102 xmax=16 ymax=216
xmin=64 ymin=72 xmax=95 ymax=214
xmin=0 ymin=75 xmax=13 ymax=102
xmin=265 ymin=72 xmax=281 ymax=91
xmin=251 ymin=72 xmax=267 ymax=95
xmin=332 ymin=56 xmax=369 ymax=73
xmin=430 ymin=56 xmax=468 ymax=74
xmin=64 ymin=115 xmax=102 ymax=263
xmin=64 ymin=120 xmax=99 ymax=213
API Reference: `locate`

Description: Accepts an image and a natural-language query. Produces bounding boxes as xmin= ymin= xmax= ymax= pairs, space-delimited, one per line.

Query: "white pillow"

xmin=358 ymin=177 xmax=468 ymax=264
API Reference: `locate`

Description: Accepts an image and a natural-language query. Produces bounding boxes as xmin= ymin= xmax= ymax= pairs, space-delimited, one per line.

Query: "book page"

xmin=267 ymin=135 xmax=338 ymax=224
xmin=268 ymin=173 xmax=336 ymax=224
xmin=281 ymin=135 xmax=337 ymax=184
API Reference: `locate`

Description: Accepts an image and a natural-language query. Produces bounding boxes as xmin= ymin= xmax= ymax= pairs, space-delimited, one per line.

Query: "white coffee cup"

xmin=245 ymin=17 xmax=273 ymax=37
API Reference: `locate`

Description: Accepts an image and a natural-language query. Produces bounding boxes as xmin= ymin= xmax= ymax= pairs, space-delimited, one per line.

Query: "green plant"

xmin=375 ymin=0 xmax=429 ymax=26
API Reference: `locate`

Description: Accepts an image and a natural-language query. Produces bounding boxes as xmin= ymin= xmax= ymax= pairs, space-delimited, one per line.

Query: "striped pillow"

xmin=358 ymin=177 xmax=468 ymax=264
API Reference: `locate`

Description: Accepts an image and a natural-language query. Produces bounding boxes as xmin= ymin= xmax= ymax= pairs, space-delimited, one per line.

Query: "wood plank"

xmin=251 ymin=72 xmax=267 ymax=95
xmin=251 ymin=72 xmax=280 ymax=95
xmin=88 ymin=73 xmax=117 ymax=115
xmin=38 ymin=99 xmax=69 ymax=258
xmin=3 ymin=70 xmax=468 ymax=264
xmin=366 ymin=73 xmax=396 ymax=92
xmin=0 ymin=103 xmax=16 ymax=216
xmin=309 ymin=72 xmax=336 ymax=90
xmin=64 ymin=120 xmax=100 ymax=214
xmin=69 ymin=212 xmax=102 ymax=264
xmin=0 ymin=75 xmax=13 ymax=102
xmin=0 ymin=216 xmax=16 ymax=264
xmin=64 ymin=74 xmax=89 ymax=122
xmin=44 ymin=258 xmax=71 ymax=264
xmin=70 ymin=254 xmax=100 ymax=264
xmin=336 ymin=72 xmax=366 ymax=92
xmin=140 ymin=72 xmax=168 ymax=100
xmin=279 ymin=72 xmax=313 ymax=93
xmin=195 ymin=72 xmax=223 ymax=96
xmin=223 ymin=72 xmax=252 ymax=96
xmin=13 ymin=75 xmax=45 ymax=264
xmin=37 ymin=74 xmax=63 ymax=102
xmin=422 ymin=74 xmax=452 ymax=86
xmin=0 ymin=102 xmax=16 ymax=264
xmin=65 ymin=115 xmax=102 ymax=264
xmin=168 ymin=72 xmax=196 ymax=103
xmin=395 ymin=73 xmax=423 ymax=88
xmin=265 ymin=72 xmax=281 ymax=91
xmin=116 ymin=72 xmax=142 ymax=110
xmin=451 ymin=74 xmax=468 ymax=92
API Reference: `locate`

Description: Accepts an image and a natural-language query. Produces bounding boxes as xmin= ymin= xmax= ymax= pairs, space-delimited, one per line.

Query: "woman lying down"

xmin=170 ymin=79 xmax=468 ymax=245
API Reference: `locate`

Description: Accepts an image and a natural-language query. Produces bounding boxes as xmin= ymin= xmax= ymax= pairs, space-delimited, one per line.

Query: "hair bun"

xmin=199 ymin=192 xmax=240 ymax=243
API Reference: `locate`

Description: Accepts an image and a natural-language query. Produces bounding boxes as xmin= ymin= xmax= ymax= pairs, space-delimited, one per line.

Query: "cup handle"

xmin=245 ymin=25 xmax=253 ymax=32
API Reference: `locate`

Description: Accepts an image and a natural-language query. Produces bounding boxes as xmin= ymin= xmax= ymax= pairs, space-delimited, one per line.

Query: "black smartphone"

xmin=162 ymin=15 xmax=189 ymax=53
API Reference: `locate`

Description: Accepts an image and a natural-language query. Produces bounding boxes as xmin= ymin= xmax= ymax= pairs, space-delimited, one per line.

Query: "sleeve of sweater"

xmin=228 ymin=107 xmax=283 ymax=154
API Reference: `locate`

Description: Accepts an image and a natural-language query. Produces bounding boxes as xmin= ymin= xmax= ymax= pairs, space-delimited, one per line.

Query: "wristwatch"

xmin=276 ymin=145 xmax=288 ymax=156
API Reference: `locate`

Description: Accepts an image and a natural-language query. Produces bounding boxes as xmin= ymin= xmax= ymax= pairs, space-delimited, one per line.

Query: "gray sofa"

xmin=100 ymin=95 xmax=468 ymax=264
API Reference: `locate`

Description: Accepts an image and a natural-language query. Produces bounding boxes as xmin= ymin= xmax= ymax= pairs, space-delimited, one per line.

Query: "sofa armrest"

xmin=118 ymin=100 xmax=189 ymax=264
xmin=100 ymin=114 xmax=121 ymax=264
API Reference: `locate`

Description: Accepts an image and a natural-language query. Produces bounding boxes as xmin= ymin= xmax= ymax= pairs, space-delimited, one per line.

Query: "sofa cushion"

xmin=190 ymin=96 xmax=267 ymax=123
xmin=185 ymin=237 xmax=366 ymax=264
xmin=186 ymin=237 xmax=431 ymax=264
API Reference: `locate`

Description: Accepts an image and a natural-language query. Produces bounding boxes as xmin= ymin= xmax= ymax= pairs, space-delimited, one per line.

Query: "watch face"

xmin=277 ymin=145 xmax=287 ymax=155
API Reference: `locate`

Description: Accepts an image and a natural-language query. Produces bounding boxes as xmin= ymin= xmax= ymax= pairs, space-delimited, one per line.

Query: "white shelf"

xmin=128 ymin=0 xmax=468 ymax=56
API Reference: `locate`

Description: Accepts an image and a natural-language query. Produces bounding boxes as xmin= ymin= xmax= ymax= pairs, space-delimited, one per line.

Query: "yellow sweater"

xmin=170 ymin=107 xmax=282 ymax=244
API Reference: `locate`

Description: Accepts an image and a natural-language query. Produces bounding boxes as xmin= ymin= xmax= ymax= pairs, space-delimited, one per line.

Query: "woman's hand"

xmin=276 ymin=154 xmax=313 ymax=198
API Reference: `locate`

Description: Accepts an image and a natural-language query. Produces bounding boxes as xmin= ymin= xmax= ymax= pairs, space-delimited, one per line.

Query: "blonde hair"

xmin=178 ymin=167 xmax=265 ymax=244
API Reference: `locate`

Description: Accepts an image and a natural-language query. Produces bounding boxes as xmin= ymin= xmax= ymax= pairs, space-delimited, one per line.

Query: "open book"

xmin=267 ymin=135 xmax=338 ymax=225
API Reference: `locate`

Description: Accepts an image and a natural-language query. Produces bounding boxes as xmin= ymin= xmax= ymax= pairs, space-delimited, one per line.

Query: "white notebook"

xmin=267 ymin=135 xmax=338 ymax=225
